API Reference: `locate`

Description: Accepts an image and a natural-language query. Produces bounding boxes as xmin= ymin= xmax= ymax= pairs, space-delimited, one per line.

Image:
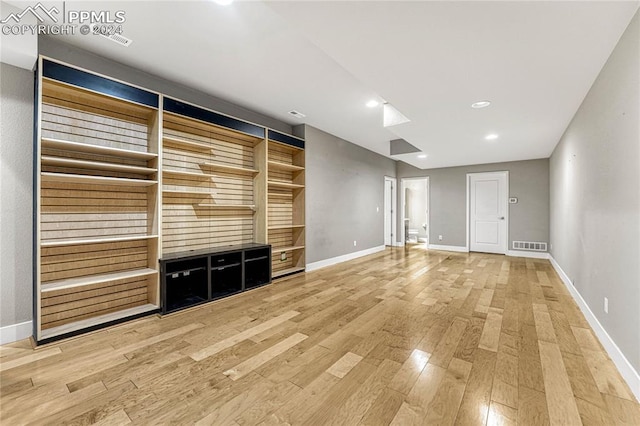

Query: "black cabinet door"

xmin=210 ymin=252 xmax=242 ymax=299
xmin=244 ymin=248 xmax=271 ymax=289
xmin=163 ymin=257 xmax=208 ymax=313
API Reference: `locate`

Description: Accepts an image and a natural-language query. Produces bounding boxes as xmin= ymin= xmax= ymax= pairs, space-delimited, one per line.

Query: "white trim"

xmin=392 ymin=241 xmax=405 ymax=247
xmin=306 ymin=245 xmax=386 ymax=272
xmin=0 ymin=321 xmax=32 ymax=345
xmin=384 ymin=176 xmax=397 ymax=247
xmin=427 ymin=244 xmax=469 ymax=253
xmin=549 ymin=255 xmax=640 ymax=402
xmin=506 ymin=250 xmax=550 ymax=259
xmin=466 ymin=175 xmax=470 ymax=252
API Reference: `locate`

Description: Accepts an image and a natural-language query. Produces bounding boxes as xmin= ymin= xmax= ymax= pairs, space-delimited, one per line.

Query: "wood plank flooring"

xmin=2 ymin=247 xmax=639 ymax=425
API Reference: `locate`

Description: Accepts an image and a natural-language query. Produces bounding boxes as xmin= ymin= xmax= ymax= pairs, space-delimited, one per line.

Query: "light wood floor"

xmin=1 ymin=247 xmax=639 ymax=425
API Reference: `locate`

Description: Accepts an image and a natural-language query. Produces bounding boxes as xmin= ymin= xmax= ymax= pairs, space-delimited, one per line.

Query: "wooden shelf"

xmin=268 ymin=181 xmax=305 ymax=190
xmin=163 ymin=169 xmax=214 ymax=179
xmin=272 ymin=245 xmax=305 ymax=254
xmin=41 ymin=234 xmax=158 ymax=248
xmin=201 ymin=162 xmax=258 ymax=175
xmin=42 ymin=137 xmax=157 ymax=160
xmin=268 ymin=192 xmax=293 ymax=199
xmin=42 ymin=268 xmax=158 ymax=293
xmin=196 ymin=203 xmax=256 ymax=210
xmin=163 ymin=189 xmax=213 ymax=196
xmin=163 ymin=136 xmax=213 ymax=151
xmin=268 ymin=225 xmax=305 ymax=230
xmin=40 ymin=303 xmax=159 ymax=340
xmin=268 ymin=161 xmax=304 ymax=172
xmin=41 ymin=156 xmax=157 ymax=175
xmin=273 ymin=267 xmax=306 ymax=278
xmin=41 ymin=172 xmax=157 ymax=187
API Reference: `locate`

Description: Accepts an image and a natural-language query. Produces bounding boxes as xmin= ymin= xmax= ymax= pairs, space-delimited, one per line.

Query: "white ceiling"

xmin=42 ymin=0 xmax=639 ymax=169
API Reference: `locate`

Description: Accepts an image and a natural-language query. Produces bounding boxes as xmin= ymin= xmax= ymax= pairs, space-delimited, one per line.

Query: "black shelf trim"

xmin=164 ymin=97 xmax=265 ymax=138
xmin=42 ymin=59 xmax=159 ymax=108
xmin=268 ymin=129 xmax=305 ymax=149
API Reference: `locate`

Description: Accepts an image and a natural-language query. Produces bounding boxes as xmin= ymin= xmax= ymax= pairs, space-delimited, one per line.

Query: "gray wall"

xmin=550 ymin=10 xmax=639 ymax=372
xmin=397 ymin=158 xmax=550 ymax=250
xmin=0 ymin=63 xmax=34 ymax=328
xmin=304 ymin=125 xmax=396 ymax=263
xmin=39 ymin=37 xmax=292 ymax=134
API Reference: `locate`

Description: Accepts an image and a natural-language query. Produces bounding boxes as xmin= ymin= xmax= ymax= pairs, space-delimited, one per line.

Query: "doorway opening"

xmin=401 ymin=177 xmax=429 ymax=246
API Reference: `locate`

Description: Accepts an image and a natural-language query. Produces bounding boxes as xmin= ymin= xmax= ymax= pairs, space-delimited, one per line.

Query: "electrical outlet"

xmin=438 ymin=235 xmax=443 ymax=241
xmin=280 ymin=252 xmax=287 ymax=261
xmin=604 ymin=297 xmax=609 ymax=314
xmin=353 ymin=240 xmax=357 ymax=247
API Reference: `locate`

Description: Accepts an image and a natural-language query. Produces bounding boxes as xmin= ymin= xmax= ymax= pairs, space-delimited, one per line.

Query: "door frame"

xmin=400 ymin=177 xmax=430 ymax=246
xmin=466 ymin=171 xmax=509 ymax=253
xmin=384 ymin=176 xmax=397 ymax=246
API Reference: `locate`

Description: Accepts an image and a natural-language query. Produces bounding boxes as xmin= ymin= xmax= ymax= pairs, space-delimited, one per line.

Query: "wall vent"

xmin=90 ymin=25 xmax=133 ymax=47
xmin=513 ymin=241 xmax=547 ymax=252
xmin=288 ymin=110 xmax=306 ymax=119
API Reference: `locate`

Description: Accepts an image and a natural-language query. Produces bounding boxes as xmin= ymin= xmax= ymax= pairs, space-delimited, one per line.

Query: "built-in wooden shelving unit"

xmin=161 ymin=98 xmax=266 ymax=255
xmin=35 ymin=57 xmax=161 ymax=343
xmin=266 ymin=131 xmax=306 ymax=278
xmin=34 ymin=57 xmax=305 ymax=344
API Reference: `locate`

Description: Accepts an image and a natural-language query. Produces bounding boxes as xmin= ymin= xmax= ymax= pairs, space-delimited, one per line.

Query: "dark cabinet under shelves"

xmin=160 ymin=243 xmax=271 ymax=314
xmin=245 ymin=248 xmax=271 ymax=289
xmin=211 ymin=252 xmax=243 ymax=299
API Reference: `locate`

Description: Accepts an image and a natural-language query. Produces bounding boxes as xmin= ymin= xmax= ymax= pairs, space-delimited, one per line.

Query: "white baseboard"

xmin=427 ymin=244 xmax=469 ymax=253
xmin=306 ymin=245 xmax=386 ymax=272
xmin=392 ymin=242 xmax=404 ymax=247
xmin=506 ymin=250 xmax=550 ymax=259
xmin=0 ymin=321 xmax=32 ymax=345
xmin=549 ymin=255 xmax=640 ymax=402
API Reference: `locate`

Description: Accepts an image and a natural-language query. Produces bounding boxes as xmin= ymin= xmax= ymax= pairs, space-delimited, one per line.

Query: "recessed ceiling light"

xmin=213 ymin=0 xmax=233 ymax=5
xmin=418 ymin=154 xmax=427 ymax=159
xmin=485 ymin=134 xmax=499 ymax=140
xmin=471 ymin=101 xmax=491 ymax=109
xmin=366 ymin=100 xmax=379 ymax=108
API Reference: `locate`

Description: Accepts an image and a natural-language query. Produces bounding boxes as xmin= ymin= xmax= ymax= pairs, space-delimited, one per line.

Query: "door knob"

xmin=498 ymin=216 xmax=505 ymax=220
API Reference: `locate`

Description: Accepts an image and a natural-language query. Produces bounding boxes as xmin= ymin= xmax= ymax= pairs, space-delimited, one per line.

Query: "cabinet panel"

xmin=163 ymin=257 xmax=209 ymax=313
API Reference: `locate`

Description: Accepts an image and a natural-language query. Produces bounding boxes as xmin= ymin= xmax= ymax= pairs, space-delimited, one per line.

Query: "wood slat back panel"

xmin=268 ymin=229 xmax=293 ymax=250
xmin=41 ymin=182 xmax=149 ymax=244
xmin=165 ymin=112 xmax=261 ymax=144
xmin=41 ymin=81 xmax=152 ymax=153
xmin=268 ymin=192 xmax=293 ymax=228
xmin=268 ymin=143 xmax=296 ymax=165
xmin=162 ymin=114 xmax=257 ymax=255
xmin=41 ymin=276 xmax=150 ymax=329
xmin=41 ymin=240 xmax=149 ymax=283
xmin=272 ymin=253 xmax=294 ymax=274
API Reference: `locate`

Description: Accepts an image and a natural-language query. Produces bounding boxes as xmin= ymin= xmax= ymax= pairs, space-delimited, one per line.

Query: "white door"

xmin=384 ymin=178 xmax=395 ymax=246
xmin=469 ymin=172 xmax=508 ymax=254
